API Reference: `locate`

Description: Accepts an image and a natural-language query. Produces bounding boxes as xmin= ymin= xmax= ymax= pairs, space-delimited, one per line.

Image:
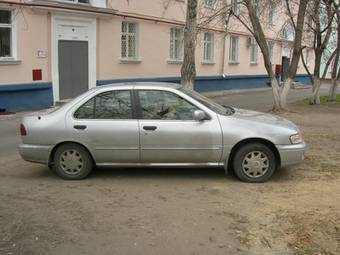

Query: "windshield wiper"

xmin=223 ymin=105 xmax=235 ymax=115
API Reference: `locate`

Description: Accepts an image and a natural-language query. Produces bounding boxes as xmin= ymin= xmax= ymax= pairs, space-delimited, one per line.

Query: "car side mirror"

xmin=193 ymin=110 xmax=207 ymax=121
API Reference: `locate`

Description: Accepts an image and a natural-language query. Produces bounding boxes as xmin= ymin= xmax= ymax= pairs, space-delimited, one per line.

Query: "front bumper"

xmin=18 ymin=144 xmax=52 ymax=164
xmin=277 ymin=141 xmax=306 ymax=167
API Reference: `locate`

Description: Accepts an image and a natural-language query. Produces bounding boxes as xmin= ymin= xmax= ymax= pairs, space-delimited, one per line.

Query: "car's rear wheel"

xmin=53 ymin=143 xmax=93 ymax=180
xmin=233 ymin=143 xmax=276 ymax=182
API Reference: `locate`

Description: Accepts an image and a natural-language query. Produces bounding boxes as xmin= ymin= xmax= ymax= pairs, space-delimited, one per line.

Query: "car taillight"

xmin=20 ymin=124 xmax=27 ymax=136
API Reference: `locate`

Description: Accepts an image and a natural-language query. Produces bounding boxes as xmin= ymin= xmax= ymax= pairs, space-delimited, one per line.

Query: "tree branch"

xmin=301 ymin=46 xmax=314 ymax=83
xmin=322 ymin=49 xmax=337 ymax=79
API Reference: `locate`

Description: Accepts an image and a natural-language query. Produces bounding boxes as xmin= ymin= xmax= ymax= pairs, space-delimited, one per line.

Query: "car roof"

xmin=94 ymin=82 xmax=183 ymax=90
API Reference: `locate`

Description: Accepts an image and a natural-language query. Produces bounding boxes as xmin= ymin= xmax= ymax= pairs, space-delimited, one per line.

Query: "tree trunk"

xmin=328 ymin=4 xmax=339 ymax=100
xmin=280 ymin=78 xmax=293 ymax=110
xmin=270 ymin=78 xmax=292 ymax=112
xmin=180 ymin=0 xmax=197 ymax=89
xmin=271 ymin=78 xmax=281 ymax=111
xmin=329 ymin=78 xmax=339 ymax=101
xmin=310 ymin=77 xmax=321 ymax=104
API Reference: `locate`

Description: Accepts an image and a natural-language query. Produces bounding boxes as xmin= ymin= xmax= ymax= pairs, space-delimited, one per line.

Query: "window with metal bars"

xmin=0 ymin=10 xmax=12 ymax=58
xmin=232 ymin=0 xmax=240 ymax=15
xmin=121 ymin=21 xmax=138 ymax=60
xmin=169 ymin=27 xmax=184 ymax=61
xmin=250 ymin=37 xmax=258 ymax=64
xmin=229 ymin=36 xmax=239 ymax=63
xmin=204 ymin=0 xmax=216 ymax=9
xmin=203 ymin=32 xmax=214 ymax=62
xmin=253 ymin=0 xmax=259 ymax=16
xmin=60 ymin=0 xmax=90 ymax=4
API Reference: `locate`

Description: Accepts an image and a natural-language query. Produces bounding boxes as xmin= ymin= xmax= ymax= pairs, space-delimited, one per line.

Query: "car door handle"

xmin=74 ymin=125 xmax=87 ymax=130
xmin=143 ymin=126 xmax=157 ymax=131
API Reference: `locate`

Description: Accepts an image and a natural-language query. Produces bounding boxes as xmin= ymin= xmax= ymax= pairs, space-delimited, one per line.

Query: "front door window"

xmin=138 ymin=90 xmax=198 ymax=120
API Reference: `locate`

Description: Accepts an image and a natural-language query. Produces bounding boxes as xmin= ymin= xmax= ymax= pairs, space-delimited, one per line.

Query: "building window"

xmin=121 ymin=21 xmax=138 ymax=60
xmin=253 ymin=0 xmax=259 ymax=16
xmin=56 ymin=0 xmax=90 ymax=4
xmin=203 ymin=32 xmax=214 ymax=62
xmin=204 ymin=0 xmax=216 ymax=9
xmin=0 ymin=10 xmax=13 ymax=58
xmin=232 ymin=0 xmax=240 ymax=15
xmin=229 ymin=36 xmax=239 ymax=63
xmin=282 ymin=22 xmax=295 ymax=41
xmin=268 ymin=2 xmax=275 ymax=26
xmin=169 ymin=27 xmax=184 ymax=61
xmin=250 ymin=37 xmax=258 ymax=64
xmin=268 ymin=41 xmax=274 ymax=63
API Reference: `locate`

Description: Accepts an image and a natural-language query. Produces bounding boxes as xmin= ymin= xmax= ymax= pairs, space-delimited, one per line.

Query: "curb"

xmin=203 ymin=87 xmax=272 ymax=98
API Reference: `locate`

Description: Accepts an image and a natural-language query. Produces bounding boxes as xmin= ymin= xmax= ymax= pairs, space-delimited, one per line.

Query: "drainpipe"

xmin=220 ymin=0 xmax=230 ymax=77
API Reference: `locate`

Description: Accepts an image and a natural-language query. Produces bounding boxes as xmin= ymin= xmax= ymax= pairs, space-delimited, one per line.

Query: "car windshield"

xmin=180 ymin=88 xmax=235 ymax=116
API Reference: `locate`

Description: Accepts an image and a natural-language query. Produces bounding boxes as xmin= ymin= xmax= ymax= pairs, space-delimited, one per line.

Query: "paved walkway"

xmin=209 ymin=85 xmax=332 ymax=110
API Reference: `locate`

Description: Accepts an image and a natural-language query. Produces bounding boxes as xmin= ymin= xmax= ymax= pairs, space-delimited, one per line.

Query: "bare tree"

xmin=328 ymin=1 xmax=339 ymax=100
xmin=181 ymin=0 xmax=198 ymax=89
xmin=232 ymin=0 xmax=309 ymax=111
xmin=301 ymin=0 xmax=335 ymax=104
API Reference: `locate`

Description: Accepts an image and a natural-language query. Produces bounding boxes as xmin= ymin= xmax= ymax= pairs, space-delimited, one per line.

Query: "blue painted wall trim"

xmin=0 ymin=82 xmax=53 ymax=112
xmin=97 ymin=74 xmax=312 ymax=92
xmin=0 ymin=74 xmax=311 ymax=112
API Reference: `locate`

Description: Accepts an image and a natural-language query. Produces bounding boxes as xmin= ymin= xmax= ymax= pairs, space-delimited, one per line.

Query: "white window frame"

xmin=204 ymin=0 xmax=216 ymax=9
xmin=121 ymin=21 xmax=139 ymax=61
xmin=232 ymin=0 xmax=240 ymax=15
xmin=229 ymin=36 xmax=239 ymax=63
xmin=250 ymin=37 xmax=258 ymax=64
xmin=53 ymin=0 xmax=107 ymax=8
xmin=169 ymin=27 xmax=184 ymax=62
xmin=0 ymin=9 xmax=17 ymax=61
xmin=203 ymin=32 xmax=214 ymax=63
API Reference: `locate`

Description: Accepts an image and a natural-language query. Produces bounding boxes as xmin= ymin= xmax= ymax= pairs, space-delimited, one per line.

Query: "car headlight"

xmin=290 ymin=133 xmax=303 ymax=144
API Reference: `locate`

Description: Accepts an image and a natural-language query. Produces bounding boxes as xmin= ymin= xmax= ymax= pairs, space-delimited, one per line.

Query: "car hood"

xmin=231 ymin=108 xmax=299 ymax=132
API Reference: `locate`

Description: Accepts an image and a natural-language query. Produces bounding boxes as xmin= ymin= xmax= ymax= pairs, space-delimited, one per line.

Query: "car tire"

xmin=233 ymin=143 xmax=277 ymax=183
xmin=53 ymin=143 xmax=93 ymax=180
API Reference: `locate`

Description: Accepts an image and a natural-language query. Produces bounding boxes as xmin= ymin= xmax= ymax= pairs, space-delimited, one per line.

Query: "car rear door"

xmin=66 ymin=88 xmax=140 ymax=164
xmin=136 ymin=88 xmax=222 ymax=164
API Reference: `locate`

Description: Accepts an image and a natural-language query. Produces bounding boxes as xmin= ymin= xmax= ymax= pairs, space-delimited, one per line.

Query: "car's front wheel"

xmin=233 ymin=143 xmax=277 ymax=182
xmin=53 ymin=143 xmax=93 ymax=180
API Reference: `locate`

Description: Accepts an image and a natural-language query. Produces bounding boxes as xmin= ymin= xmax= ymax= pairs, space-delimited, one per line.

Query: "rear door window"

xmin=74 ymin=90 xmax=133 ymax=119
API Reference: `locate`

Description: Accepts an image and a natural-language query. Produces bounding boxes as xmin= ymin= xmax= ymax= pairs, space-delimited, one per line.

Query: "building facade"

xmin=0 ymin=0 xmax=313 ymax=111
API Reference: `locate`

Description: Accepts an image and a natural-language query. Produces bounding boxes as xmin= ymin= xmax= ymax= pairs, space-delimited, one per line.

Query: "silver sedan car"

xmin=19 ymin=82 xmax=305 ymax=182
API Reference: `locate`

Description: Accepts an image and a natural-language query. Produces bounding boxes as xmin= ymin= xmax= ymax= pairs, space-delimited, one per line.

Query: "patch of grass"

xmin=296 ymin=94 xmax=340 ymax=105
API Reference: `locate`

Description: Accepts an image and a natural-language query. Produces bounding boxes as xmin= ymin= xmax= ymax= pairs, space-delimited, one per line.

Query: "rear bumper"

xmin=18 ymin=144 xmax=52 ymax=164
xmin=277 ymin=142 xmax=306 ymax=167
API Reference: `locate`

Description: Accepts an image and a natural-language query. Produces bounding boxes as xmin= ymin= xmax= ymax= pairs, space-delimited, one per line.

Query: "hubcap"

xmin=242 ymin=151 xmax=269 ymax=178
xmin=60 ymin=149 xmax=83 ymax=175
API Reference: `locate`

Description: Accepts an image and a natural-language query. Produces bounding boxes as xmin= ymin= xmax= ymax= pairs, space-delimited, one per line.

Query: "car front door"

xmin=67 ymin=89 xmax=139 ymax=164
xmin=136 ymin=89 xmax=222 ymax=164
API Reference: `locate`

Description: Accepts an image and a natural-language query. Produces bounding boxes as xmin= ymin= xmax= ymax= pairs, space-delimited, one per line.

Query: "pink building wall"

xmin=0 ymin=0 xmax=314 ymax=86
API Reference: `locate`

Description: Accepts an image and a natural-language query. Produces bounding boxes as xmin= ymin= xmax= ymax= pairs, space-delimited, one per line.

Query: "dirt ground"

xmin=0 ymin=103 xmax=339 ymax=255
